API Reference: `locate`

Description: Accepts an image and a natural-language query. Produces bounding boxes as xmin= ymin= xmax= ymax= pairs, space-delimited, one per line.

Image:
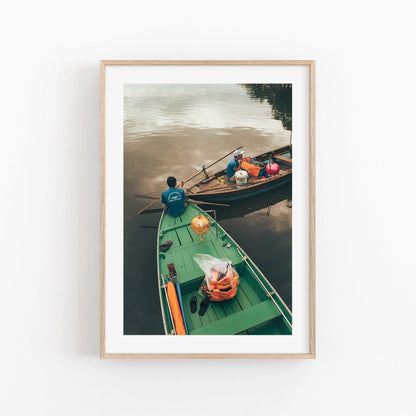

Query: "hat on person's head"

xmin=234 ymin=149 xmax=244 ymax=157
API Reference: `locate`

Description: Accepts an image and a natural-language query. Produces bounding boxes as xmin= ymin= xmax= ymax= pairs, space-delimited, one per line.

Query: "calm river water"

xmin=124 ymin=84 xmax=292 ymax=335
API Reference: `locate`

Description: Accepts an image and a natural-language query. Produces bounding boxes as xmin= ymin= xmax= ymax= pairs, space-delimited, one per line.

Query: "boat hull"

xmin=191 ymin=173 xmax=291 ymax=202
xmin=157 ymin=203 xmax=292 ymax=335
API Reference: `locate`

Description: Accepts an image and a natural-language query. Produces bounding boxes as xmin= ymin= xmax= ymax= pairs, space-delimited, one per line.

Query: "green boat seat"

xmin=190 ymin=299 xmax=282 ymax=335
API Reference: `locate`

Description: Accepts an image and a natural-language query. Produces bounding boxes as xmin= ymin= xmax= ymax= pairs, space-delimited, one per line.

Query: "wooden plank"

xmin=179 ymin=244 xmax=210 ymax=283
xmin=175 ymin=226 xmax=194 ymax=245
xmin=191 ymin=300 xmax=282 ymax=335
xmin=221 ymin=297 xmax=241 ymax=317
xmin=273 ymin=155 xmax=292 ymax=164
xmin=246 ymin=321 xmax=280 ymax=335
xmin=198 ymin=306 xmax=212 ymax=327
xmin=211 ymin=301 xmax=227 ymax=320
xmin=161 ymin=229 xmax=181 ymax=247
xmin=208 ymin=238 xmax=242 ymax=267
xmin=204 ymin=299 xmax=218 ymax=324
xmin=162 ymin=214 xmax=177 ymax=229
xmin=238 ymin=276 xmax=264 ymax=305
xmin=184 ymin=291 xmax=227 ymax=329
xmin=185 ymin=226 xmax=196 ymax=243
xmin=159 ymin=242 xmax=209 ymax=286
xmin=161 ymin=221 xmax=193 ymax=234
xmin=234 ymin=283 xmax=253 ymax=310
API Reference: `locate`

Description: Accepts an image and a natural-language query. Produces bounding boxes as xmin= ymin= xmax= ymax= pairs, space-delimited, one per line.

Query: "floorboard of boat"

xmin=190 ymin=299 xmax=282 ymax=335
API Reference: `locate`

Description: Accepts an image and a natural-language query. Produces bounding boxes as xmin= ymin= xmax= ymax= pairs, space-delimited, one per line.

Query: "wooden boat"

xmin=157 ymin=203 xmax=292 ymax=335
xmin=186 ymin=145 xmax=292 ymax=202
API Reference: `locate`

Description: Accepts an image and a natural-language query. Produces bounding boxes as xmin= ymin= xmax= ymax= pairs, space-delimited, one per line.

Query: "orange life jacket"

xmin=240 ymin=158 xmax=261 ymax=178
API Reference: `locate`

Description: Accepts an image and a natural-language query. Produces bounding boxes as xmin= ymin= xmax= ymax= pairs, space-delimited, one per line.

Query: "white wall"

xmin=1 ymin=1 xmax=415 ymax=415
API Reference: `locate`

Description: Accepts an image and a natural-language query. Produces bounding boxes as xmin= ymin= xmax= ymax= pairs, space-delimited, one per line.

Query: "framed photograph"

xmin=100 ymin=60 xmax=315 ymax=358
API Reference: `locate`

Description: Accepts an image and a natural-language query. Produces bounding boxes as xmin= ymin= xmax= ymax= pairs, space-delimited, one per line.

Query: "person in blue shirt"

xmin=226 ymin=149 xmax=244 ymax=182
xmin=161 ymin=176 xmax=188 ymax=217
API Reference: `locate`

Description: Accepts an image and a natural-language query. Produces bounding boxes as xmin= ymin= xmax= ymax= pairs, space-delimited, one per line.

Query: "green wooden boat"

xmin=157 ymin=203 xmax=292 ymax=335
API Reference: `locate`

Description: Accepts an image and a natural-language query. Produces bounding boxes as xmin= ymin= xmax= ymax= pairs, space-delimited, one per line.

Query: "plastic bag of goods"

xmin=193 ymin=253 xmax=239 ymax=301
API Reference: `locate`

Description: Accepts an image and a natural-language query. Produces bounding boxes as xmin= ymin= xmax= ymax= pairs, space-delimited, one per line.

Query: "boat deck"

xmin=158 ymin=205 xmax=292 ymax=335
xmin=181 ymin=277 xmax=290 ymax=335
xmin=186 ymin=150 xmax=293 ymax=197
xmin=159 ymin=213 xmax=242 ymax=287
xmin=188 ymin=168 xmax=291 ymax=194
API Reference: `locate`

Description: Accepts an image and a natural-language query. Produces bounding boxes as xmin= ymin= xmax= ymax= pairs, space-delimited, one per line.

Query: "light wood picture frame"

xmin=100 ymin=60 xmax=315 ymax=358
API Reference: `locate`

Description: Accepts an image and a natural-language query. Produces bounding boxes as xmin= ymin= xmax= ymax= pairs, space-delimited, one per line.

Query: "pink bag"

xmin=266 ymin=163 xmax=280 ymax=175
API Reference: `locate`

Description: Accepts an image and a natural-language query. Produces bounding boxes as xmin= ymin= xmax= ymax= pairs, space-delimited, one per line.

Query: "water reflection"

xmin=124 ymin=84 xmax=291 ymax=141
xmin=241 ymin=84 xmax=292 ymax=131
xmin=211 ymin=183 xmax=292 ymax=221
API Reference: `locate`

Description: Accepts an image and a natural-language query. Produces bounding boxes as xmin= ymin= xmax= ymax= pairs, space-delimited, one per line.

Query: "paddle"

xmin=133 ymin=193 xmax=229 ymax=207
xmin=128 ymin=198 xmax=229 ymax=218
xmin=196 ymin=184 xmax=232 ymax=193
xmin=125 ymin=200 xmax=160 ymax=220
xmin=134 ymin=199 xmax=160 ymax=216
xmin=189 ymin=199 xmax=229 ymax=207
xmin=134 ymin=193 xmax=159 ymax=200
xmin=182 ymin=146 xmax=242 ymax=185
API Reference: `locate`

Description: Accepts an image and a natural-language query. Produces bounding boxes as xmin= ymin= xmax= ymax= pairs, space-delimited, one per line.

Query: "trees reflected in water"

xmin=241 ymin=84 xmax=292 ymax=131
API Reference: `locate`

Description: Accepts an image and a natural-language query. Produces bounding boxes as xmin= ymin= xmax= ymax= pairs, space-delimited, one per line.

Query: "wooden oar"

xmin=138 ymin=201 xmax=229 ymax=215
xmin=196 ymin=184 xmax=228 ymax=193
xmin=129 ymin=198 xmax=228 ymax=218
xmin=188 ymin=199 xmax=229 ymax=207
xmin=136 ymin=208 xmax=164 ymax=215
xmin=134 ymin=193 xmax=159 ymax=200
xmin=134 ymin=199 xmax=160 ymax=216
xmin=182 ymin=146 xmax=242 ymax=185
xmin=125 ymin=199 xmax=160 ymax=220
xmin=132 ymin=193 xmax=229 ymax=207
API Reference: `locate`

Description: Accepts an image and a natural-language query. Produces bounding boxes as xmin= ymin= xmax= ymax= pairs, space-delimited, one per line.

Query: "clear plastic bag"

xmin=193 ymin=253 xmax=239 ymax=301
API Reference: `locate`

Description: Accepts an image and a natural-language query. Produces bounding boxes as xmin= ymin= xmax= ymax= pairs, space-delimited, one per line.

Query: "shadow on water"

xmin=124 ymin=208 xmax=165 ymax=335
xmin=209 ymin=183 xmax=292 ymax=221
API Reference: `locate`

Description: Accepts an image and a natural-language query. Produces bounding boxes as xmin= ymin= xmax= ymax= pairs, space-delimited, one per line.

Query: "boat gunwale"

xmin=157 ymin=209 xmax=171 ymax=335
xmin=190 ymin=171 xmax=292 ymax=196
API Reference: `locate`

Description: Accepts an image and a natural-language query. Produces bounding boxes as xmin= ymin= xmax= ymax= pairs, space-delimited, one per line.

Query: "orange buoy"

xmin=190 ymin=214 xmax=211 ymax=241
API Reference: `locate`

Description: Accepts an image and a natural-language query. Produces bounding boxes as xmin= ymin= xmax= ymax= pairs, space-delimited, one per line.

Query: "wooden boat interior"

xmin=186 ymin=147 xmax=292 ymax=196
